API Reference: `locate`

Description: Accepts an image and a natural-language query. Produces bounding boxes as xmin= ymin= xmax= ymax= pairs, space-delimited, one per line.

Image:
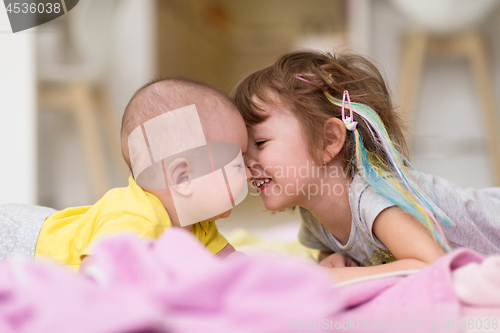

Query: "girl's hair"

xmin=232 ymin=51 xmax=453 ymax=250
xmin=232 ymin=51 xmax=408 ymax=179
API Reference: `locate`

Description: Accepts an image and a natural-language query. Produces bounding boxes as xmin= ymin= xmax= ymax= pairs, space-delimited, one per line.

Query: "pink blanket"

xmin=0 ymin=229 xmax=340 ymax=333
xmin=335 ymin=249 xmax=484 ymax=332
xmin=0 ymin=228 xmax=498 ymax=333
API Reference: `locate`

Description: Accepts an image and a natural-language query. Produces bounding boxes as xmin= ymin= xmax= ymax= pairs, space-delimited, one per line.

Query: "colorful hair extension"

xmin=324 ymin=90 xmax=454 ymax=252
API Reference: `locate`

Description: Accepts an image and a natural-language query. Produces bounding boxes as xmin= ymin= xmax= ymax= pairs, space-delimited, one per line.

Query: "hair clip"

xmin=295 ymin=73 xmax=330 ymax=90
xmin=342 ymin=90 xmax=358 ymax=131
xmin=295 ymin=73 xmax=320 ymax=84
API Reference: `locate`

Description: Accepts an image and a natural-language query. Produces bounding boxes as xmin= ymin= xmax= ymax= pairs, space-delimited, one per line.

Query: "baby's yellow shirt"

xmin=35 ymin=177 xmax=228 ymax=270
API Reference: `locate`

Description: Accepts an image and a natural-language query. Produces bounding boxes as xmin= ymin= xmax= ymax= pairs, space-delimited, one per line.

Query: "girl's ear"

xmin=323 ymin=117 xmax=346 ymax=162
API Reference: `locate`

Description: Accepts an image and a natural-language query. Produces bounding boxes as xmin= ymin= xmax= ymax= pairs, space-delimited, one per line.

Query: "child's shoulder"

xmin=350 ymin=168 xmax=500 ymax=214
xmin=92 ymin=177 xmax=165 ymax=216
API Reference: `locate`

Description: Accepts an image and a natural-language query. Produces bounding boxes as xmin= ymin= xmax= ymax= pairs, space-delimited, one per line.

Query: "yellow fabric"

xmin=35 ymin=176 xmax=227 ymax=270
xmin=226 ymin=228 xmax=319 ymax=263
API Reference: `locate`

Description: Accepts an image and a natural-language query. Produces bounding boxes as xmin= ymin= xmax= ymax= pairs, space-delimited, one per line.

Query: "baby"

xmin=0 ymin=77 xmax=249 ymax=271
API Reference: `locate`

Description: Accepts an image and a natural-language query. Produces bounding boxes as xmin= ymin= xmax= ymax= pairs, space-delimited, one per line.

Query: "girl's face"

xmin=244 ymin=96 xmax=319 ymax=211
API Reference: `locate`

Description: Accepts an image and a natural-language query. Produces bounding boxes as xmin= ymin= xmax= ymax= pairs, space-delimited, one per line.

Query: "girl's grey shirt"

xmin=298 ymin=172 xmax=500 ymax=265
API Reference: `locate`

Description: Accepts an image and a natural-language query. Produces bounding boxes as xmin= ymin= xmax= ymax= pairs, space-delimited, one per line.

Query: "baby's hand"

xmin=214 ymin=243 xmax=238 ymax=260
xmin=319 ymin=253 xmax=358 ymax=268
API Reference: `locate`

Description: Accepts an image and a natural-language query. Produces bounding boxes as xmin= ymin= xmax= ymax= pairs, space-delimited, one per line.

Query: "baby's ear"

xmin=167 ymin=157 xmax=193 ymax=196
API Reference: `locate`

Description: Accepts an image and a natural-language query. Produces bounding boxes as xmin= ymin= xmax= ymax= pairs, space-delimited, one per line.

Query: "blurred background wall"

xmin=2 ymin=0 xmax=500 ymax=236
xmin=372 ymin=0 xmax=500 ymax=191
xmin=0 ymin=6 xmax=36 ymax=205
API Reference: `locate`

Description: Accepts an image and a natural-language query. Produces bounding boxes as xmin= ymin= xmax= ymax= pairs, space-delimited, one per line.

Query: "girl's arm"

xmin=373 ymin=206 xmax=447 ymax=262
xmin=328 ymin=206 xmax=446 ymax=283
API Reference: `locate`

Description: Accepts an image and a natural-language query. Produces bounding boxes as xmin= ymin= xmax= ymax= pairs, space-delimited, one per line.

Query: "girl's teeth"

xmin=255 ymin=179 xmax=271 ymax=188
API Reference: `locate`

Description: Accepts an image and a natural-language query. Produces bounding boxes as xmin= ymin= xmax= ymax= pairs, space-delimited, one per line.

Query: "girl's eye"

xmin=255 ymin=140 xmax=267 ymax=147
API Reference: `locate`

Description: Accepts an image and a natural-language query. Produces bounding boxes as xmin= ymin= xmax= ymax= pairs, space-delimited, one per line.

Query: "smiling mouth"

xmin=252 ymin=179 xmax=272 ymax=190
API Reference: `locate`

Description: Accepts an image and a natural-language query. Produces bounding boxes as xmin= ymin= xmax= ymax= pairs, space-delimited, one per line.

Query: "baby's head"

xmin=121 ymin=78 xmax=249 ymax=227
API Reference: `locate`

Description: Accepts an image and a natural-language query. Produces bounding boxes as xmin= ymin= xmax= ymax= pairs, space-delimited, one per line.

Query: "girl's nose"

xmin=244 ymin=154 xmax=254 ymax=171
xmin=243 ymin=152 xmax=253 ymax=166
xmin=245 ymin=167 xmax=252 ymax=182
xmin=244 ymin=155 xmax=257 ymax=182
xmin=244 ymin=160 xmax=263 ymax=183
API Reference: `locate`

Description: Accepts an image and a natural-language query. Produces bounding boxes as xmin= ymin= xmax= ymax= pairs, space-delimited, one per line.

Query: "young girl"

xmin=233 ymin=51 xmax=500 ymax=282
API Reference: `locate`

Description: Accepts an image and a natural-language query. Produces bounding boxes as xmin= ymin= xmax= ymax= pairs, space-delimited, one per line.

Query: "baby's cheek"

xmin=226 ymin=168 xmax=246 ymax=198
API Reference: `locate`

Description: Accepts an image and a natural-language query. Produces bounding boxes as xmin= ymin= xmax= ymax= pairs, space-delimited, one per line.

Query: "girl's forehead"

xmin=248 ymin=106 xmax=297 ymax=135
xmin=251 ymin=92 xmax=292 ymax=117
xmin=247 ymin=91 xmax=298 ymax=134
xmin=251 ymin=90 xmax=283 ymax=109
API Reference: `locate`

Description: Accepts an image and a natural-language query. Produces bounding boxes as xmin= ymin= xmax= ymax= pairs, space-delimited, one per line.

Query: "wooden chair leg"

xmin=466 ymin=30 xmax=500 ymax=185
xmin=398 ymin=29 xmax=429 ymax=144
xmin=71 ymin=83 xmax=110 ymax=200
xmin=96 ymin=89 xmax=131 ymax=181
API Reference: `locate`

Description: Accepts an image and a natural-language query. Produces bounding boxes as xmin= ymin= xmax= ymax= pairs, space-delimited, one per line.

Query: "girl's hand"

xmin=319 ymin=253 xmax=358 ymax=268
